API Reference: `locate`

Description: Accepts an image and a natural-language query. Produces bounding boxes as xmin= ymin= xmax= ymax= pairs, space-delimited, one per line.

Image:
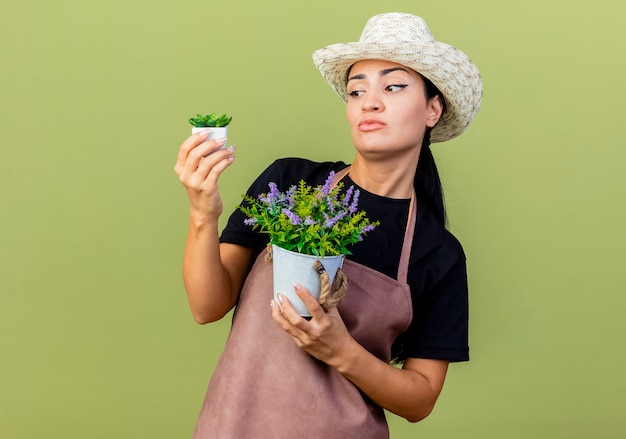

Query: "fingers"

xmin=177 ymin=147 xmax=234 ymax=194
xmin=175 ymin=131 xmax=210 ymax=174
xmin=271 ymin=294 xmax=301 ymax=330
xmin=271 ymin=296 xmax=302 ymax=343
xmin=174 ymin=131 xmax=227 ymax=176
xmin=182 ymin=138 xmax=228 ymax=176
xmin=178 ymin=130 xmax=216 ymax=159
xmin=194 ymin=145 xmax=236 ymax=185
xmin=175 ymin=132 xmax=235 ymax=190
xmin=293 ymin=283 xmax=327 ymax=321
xmin=271 ymin=291 xmax=340 ymax=364
xmin=271 ymin=284 xmax=328 ymax=334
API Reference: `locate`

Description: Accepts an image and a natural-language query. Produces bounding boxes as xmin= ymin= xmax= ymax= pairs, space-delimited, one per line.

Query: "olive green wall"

xmin=2 ymin=0 xmax=625 ymax=437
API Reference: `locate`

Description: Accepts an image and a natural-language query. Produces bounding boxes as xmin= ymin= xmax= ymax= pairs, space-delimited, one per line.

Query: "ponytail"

xmin=414 ymin=74 xmax=447 ymax=227
xmin=414 ymin=131 xmax=446 ymax=226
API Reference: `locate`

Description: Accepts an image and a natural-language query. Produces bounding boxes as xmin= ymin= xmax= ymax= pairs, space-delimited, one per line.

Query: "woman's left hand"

xmin=271 ymin=283 xmax=355 ymax=366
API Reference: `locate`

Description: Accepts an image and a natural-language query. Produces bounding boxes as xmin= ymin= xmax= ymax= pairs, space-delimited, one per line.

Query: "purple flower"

xmin=343 ymin=186 xmax=354 ymax=207
xmin=323 ymin=211 xmax=347 ymax=228
xmin=362 ymin=223 xmax=376 ymax=233
xmin=321 ymin=171 xmax=335 ymax=196
xmin=349 ymin=189 xmax=360 ymax=214
xmin=326 ymin=197 xmax=335 ymax=214
xmin=244 ymin=218 xmax=257 ymax=226
xmin=285 ymin=185 xmax=297 ymax=207
xmin=259 ymin=182 xmax=282 ymax=204
xmin=282 ymin=208 xmax=302 ymax=225
xmin=304 ymin=216 xmax=315 ymax=225
xmin=268 ymin=182 xmax=281 ymax=199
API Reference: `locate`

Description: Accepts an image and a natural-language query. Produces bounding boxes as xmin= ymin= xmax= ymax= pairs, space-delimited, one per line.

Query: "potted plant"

xmin=189 ymin=113 xmax=233 ymax=149
xmin=239 ymin=171 xmax=379 ymax=316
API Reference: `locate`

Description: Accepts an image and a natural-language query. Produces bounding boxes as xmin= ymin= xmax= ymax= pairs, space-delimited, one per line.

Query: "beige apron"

xmin=193 ymin=170 xmax=416 ymax=439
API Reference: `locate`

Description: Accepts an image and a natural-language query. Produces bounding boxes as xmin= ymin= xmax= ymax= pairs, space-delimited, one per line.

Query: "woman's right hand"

xmin=174 ymin=131 xmax=236 ymax=224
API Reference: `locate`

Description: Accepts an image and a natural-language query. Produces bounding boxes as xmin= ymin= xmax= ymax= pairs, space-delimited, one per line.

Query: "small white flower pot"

xmin=271 ymin=244 xmax=344 ymax=317
xmin=191 ymin=126 xmax=228 ymax=151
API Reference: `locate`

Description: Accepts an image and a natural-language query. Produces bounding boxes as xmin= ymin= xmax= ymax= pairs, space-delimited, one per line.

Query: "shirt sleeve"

xmin=219 ymin=160 xmax=282 ymax=253
xmin=413 ymin=251 xmax=469 ymax=361
xmin=394 ymin=235 xmax=470 ymax=363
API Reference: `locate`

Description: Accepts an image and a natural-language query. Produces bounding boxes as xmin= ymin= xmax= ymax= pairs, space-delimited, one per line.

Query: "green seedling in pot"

xmin=189 ymin=113 xmax=233 ymax=128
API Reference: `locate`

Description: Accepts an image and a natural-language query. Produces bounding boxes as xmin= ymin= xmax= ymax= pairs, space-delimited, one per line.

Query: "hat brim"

xmin=313 ymin=41 xmax=482 ymax=143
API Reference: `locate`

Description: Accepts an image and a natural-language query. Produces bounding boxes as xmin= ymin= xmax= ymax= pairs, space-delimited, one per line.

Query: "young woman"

xmin=174 ymin=12 xmax=482 ymax=438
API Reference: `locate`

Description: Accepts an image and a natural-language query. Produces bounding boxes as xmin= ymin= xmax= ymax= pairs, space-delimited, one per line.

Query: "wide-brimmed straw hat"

xmin=312 ymin=12 xmax=482 ymax=143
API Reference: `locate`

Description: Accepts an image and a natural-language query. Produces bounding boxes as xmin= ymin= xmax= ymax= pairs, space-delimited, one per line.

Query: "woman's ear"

xmin=426 ymin=95 xmax=444 ymax=128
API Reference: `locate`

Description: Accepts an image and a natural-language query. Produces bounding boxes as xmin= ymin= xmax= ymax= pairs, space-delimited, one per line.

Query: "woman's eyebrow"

xmin=380 ymin=67 xmax=410 ymax=76
xmin=347 ymin=73 xmax=366 ymax=82
xmin=347 ymin=67 xmax=410 ymax=82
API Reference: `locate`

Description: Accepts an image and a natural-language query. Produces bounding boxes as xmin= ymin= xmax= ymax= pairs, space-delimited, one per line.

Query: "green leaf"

xmin=187 ymin=112 xmax=232 ymax=127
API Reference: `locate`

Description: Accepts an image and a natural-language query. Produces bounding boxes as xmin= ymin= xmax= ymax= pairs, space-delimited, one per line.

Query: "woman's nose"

xmin=362 ymin=92 xmax=383 ymax=112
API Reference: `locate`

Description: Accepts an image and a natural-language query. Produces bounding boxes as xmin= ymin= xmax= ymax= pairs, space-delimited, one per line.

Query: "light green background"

xmin=2 ymin=0 xmax=625 ymax=438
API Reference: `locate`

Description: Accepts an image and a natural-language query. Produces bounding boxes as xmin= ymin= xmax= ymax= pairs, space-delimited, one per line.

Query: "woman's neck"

xmin=348 ymin=155 xmax=417 ymax=199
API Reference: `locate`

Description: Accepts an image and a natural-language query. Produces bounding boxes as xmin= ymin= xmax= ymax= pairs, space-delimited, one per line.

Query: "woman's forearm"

xmin=182 ymin=215 xmax=239 ymax=324
xmin=271 ymin=288 xmax=449 ymax=422
xmin=332 ymin=342 xmax=448 ymax=422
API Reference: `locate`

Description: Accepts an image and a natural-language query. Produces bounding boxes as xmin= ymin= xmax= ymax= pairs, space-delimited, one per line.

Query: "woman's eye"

xmin=387 ymin=84 xmax=408 ymax=92
xmin=348 ymin=90 xmax=365 ymax=97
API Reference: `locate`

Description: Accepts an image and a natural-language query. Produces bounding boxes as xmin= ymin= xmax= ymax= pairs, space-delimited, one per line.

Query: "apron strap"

xmin=331 ymin=166 xmax=416 ymax=284
xmin=397 ymin=192 xmax=416 ymax=284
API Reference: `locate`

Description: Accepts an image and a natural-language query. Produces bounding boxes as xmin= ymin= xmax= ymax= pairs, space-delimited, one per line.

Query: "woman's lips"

xmin=359 ymin=119 xmax=387 ymax=132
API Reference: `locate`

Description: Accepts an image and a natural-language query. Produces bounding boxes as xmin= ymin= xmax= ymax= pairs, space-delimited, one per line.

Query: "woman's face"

xmin=346 ymin=59 xmax=442 ymax=159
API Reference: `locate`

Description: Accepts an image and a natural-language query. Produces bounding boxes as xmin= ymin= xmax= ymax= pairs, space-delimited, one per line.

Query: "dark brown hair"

xmin=415 ymin=74 xmax=447 ymax=226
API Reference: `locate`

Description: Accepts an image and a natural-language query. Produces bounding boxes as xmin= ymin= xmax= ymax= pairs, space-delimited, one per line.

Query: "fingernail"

xmin=216 ymin=138 xmax=227 ymax=145
xmin=275 ymin=296 xmax=285 ymax=313
xmin=293 ymin=283 xmax=302 ymax=292
xmin=198 ymin=130 xmax=210 ymax=138
xmin=227 ymin=145 xmax=236 ymax=151
xmin=270 ymin=300 xmax=275 ymax=310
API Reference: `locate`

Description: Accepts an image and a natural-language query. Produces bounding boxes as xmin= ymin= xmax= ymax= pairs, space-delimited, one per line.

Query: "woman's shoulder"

xmin=413 ymin=204 xmax=466 ymax=266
